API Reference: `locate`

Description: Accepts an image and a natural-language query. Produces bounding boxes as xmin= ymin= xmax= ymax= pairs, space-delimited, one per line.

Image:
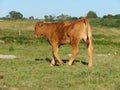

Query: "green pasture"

xmin=0 ymin=20 xmax=120 ymax=90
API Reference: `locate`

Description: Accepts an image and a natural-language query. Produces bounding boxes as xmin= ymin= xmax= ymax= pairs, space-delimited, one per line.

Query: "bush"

xmin=90 ymin=18 xmax=120 ymax=28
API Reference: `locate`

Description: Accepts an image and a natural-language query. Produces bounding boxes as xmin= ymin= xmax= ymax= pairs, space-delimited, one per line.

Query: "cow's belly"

xmin=61 ymin=37 xmax=70 ymax=44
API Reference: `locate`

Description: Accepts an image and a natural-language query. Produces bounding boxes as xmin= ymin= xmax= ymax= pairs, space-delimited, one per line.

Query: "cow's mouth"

xmin=33 ymin=34 xmax=38 ymax=38
xmin=33 ymin=34 xmax=44 ymax=38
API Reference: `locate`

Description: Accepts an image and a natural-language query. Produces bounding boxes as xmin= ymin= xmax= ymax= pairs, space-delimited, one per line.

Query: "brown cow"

xmin=34 ymin=18 xmax=93 ymax=67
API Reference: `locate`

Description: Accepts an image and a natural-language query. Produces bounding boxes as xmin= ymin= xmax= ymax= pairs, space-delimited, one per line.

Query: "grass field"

xmin=0 ymin=20 xmax=120 ymax=90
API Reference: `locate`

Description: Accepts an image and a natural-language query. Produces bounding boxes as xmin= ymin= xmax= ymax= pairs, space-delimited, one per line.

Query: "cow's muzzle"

xmin=33 ymin=34 xmax=38 ymax=38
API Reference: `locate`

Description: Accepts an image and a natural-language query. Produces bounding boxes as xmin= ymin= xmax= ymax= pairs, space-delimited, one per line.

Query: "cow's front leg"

xmin=50 ymin=56 xmax=55 ymax=66
xmin=52 ymin=45 xmax=64 ymax=66
xmin=68 ymin=48 xmax=79 ymax=65
xmin=68 ymin=40 xmax=79 ymax=65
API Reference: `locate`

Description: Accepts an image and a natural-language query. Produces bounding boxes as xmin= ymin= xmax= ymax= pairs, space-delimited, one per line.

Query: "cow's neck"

xmin=41 ymin=29 xmax=51 ymax=40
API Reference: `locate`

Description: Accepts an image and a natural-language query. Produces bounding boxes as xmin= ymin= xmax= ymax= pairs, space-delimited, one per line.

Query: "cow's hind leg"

xmin=88 ymin=41 xmax=93 ymax=67
xmin=83 ymin=38 xmax=93 ymax=67
xmin=68 ymin=40 xmax=79 ymax=65
xmin=52 ymin=45 xmax=64 ymax=66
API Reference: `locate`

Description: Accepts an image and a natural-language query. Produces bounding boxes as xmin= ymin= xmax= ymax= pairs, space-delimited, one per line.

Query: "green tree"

xmin=29 ymin=16 xmax=34 ymax=20
xmin=44 ymin=14 xmax=77 ymax=22
xmin=44 ymin=15 xmax=55 ymax=22
xmin=44 ymin=15 xmax=49 ymax=22
xmin=114 ymin=14 xmax=120 ymax=19
xmin=9 ymin=11 xmax=23 ymax=19
xmin=86 ymin=11 xmax=98 ymax=18
xmin=103 ymin=14 xmax=113 ymax=18
xmin=49 ymin=15 xmax=55 ymax=22
xmin=56 ymin=14 xmax=71 ymax=21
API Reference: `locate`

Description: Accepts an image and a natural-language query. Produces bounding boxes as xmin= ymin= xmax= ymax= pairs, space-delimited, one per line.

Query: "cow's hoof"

xmin=68 ymin=62 xmax=72 ymax=66
xmin=50 ymin=64 xmax=55 ymax=66
xmin=88 ymin=64 xmax=92 ymax=67
xmin=60 ymin=63 xmax=64 ymax=66
xmin=59 ymin=62 xmax=64 ymax=66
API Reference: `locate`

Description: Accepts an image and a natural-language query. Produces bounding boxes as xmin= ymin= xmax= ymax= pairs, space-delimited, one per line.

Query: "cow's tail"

xmin=83 ymin=18 xmax=92 ymax=45
xmin=84 ymin=18 xmax=94 ymax=67
xmin=87 ymin=19 xmax=92 ymax=43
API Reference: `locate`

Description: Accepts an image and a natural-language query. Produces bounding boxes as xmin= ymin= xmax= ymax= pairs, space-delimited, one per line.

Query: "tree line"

xmin=1 ymin=10 xmax=120 ymax=21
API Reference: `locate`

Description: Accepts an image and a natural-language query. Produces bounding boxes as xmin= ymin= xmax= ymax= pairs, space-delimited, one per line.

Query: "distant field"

xmin=0 ymin=20 xmax=120 ymax=90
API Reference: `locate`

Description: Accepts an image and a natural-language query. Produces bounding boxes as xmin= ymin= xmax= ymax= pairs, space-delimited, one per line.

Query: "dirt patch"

xmin=0 ymin=54 xmax=17 ymax=59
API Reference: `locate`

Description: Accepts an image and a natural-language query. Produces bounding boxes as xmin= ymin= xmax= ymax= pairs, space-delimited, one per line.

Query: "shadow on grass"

xmin=35 ymin=57 xmax=88 ymax=66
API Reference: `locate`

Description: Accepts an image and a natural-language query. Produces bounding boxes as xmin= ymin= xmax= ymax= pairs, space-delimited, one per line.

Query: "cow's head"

xmin=33 ymin=21 xmax=44 ymax=37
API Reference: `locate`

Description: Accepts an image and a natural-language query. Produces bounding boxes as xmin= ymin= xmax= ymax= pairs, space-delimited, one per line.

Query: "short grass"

xmin=0 ymin=20 xmax=120 ymax=90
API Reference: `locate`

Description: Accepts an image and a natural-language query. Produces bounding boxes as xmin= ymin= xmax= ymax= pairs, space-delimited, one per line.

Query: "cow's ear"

xmin=38 ymin=21 xmax=44 ymax=26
